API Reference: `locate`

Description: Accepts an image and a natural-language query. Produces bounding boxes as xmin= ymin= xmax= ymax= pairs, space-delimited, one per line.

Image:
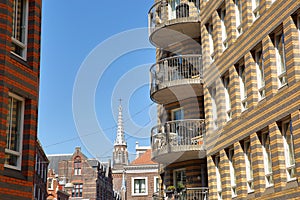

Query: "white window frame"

xmin=260 ymin=131 xmax=273 ymax=187
xmin=228 ymin=148 xmax=237 ymax=198
xmin=132 ymin=177 xmax=148 ymax=196
xmin=222 ymin=74 xmax=232 ymax=120
xmin=280 ymin=119 xmax=296 ymax=181
xmin=11 ymin=0 xmax=29 ymax=59
xmin=72 ymin=183 xmax=83 ymax=197
xmin=274 ymin=31 xmax=287 ymax=88
xmin=154 ymin=176 xmax=159 ymax=193
xmin=234 ymin=0 xmax=243 ymax=36
xmin=254 ymin=48 xmax=265 ymax=100
xmin=252 ymin=0 xmax=260 ymax=20
xmin=206 ymin=22 xmax=215 ymax=62
xmin=5 ymin=93 xmax=25 ymax=170
xmin=215 ymin=155 xmax=222 ymax=200
xmin=210 ymin=87 xmax=218 ymax=129
xmin=219 ymin=6 xmax=228 ymax=50
xmin=244 ymin=140 xmax=254 ymax=193
xmin=236 ymin=63 xmax=247 ymax=111
xmin=47 ymin=178 xmax=54 ymax=190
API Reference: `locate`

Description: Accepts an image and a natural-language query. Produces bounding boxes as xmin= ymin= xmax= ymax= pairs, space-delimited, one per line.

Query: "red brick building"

xmin=0 ymin=0 xmax=42 ymax=199
xmin=124 ymin=149 xmax=159 ymax=200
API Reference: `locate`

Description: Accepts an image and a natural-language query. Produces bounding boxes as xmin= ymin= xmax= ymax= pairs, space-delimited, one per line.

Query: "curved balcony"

xmin=150 ymin=55 xmax=203 ymax=104
xmin=151 ymin=119 xmax=206 ymax=164
xmin=148 ymin=0 xmax=200 ymax=47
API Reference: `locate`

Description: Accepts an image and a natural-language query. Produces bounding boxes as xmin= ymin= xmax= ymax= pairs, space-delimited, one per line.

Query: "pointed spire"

xmin=114 ymin=99 xmax=126 ymax=146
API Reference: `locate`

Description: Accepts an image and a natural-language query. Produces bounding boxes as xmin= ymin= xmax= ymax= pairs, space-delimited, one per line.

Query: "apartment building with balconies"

xmin=148 ymin=0 xmax=300 ymax=199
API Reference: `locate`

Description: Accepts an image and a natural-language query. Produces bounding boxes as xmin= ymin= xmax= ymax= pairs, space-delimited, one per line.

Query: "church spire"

xmin=114 ymin=99 xmax=126 ymax=146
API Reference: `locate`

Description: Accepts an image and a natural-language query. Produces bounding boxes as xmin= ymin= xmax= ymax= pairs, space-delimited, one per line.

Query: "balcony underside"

xmin=151 ymin=81 xmax=203 ymax=104
xmin=150 ymin=20 xmax=200 ymax=48
xmin=152 ymin=145 xmax=206 ymax=164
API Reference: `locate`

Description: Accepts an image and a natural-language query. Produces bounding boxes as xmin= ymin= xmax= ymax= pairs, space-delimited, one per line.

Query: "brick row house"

xmin=0 ymin=0 xmax=43 ymax=199
xmin=148 ymin=0 xmax=300 ymax=199
xmin=34 ymin=140 xmax=49 ymax=200
xmin=47 ymin=147 xmax=114 ymax=200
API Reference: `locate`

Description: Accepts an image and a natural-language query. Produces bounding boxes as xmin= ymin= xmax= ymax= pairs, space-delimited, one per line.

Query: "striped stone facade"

xmin=0 ymin=0 xmax=42 ymax=199
xmin=149 ymin=0 xmax=300 ymax=199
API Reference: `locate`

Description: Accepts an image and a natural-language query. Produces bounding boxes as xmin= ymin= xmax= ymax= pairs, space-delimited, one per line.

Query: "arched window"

xmin=74 ymin=156 xmax=81 ymax=175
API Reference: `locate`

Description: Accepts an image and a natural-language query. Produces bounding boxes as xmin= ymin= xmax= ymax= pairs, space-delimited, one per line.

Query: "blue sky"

xmin=38 ymin=0 xmax=156 ymax=161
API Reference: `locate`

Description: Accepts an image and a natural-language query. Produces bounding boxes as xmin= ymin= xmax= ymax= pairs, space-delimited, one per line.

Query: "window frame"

xmin=274 ymin=31 xmax=287 ymax=88
xmin=154 ymin=176 xmax=159 ymax=193
xmin=214 ymin=155 xmax=222 ymax=199
xmin=11 ymin=0 xmax=29 ymax=59
xmin=74 ymin=156 xmax=82 ymax=175
xmin=252 ymin=0 xmax=260 ymax=20
xmin=253 ymin=47 xmax=265 ymax=100
xmin=209 ymin=86 xmax=218 ymax=129
xmin=279 ymin=119 xmax=296 ymax=181
xmin=171 ymin=107 xmax=184 ymax=121
xmin=173 ymin=168 xmax=186 ymax=188
xmin=72 ymin=183 xmax=83 ymax=197
xmin=228 ymin=147 xmax=237 ymax=198
xmin=206 ymin=20 xmax=215 ymax=61
xmin=222 ymin=73 xmax=232 ymax=120
xmin=260 ymin=130 xmax=273 ymax=187
xmin=131 ymin=177 xmax=148 ymax=196
xmin=234 ymin=0 xmax=243 ymax=36
xmin=243 ymin=140 xmax=254 ymax=193
xmin=218 ymin=6 xmax=228 ymax=50
xmin=5 ymin=92 xmax=25 ymax=170
xmin=235 ymin=62 xmax=247 ymax=111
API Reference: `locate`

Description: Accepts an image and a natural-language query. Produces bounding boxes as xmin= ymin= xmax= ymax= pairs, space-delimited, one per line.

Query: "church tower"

xmin=112 ymin=101 xmax=129 ymax=169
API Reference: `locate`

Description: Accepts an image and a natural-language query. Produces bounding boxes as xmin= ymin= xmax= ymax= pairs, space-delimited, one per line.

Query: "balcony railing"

xmin=148 ymin=0 xmax=200 ymax=34
xmin=150 ymin=55 xmax=203 ymax=99
xmin=151 ymin=119 xmax=205 ymax=158
xmin=186 ymin=187 xmax=209 ymax=200
xmin=161 ymin=187 xmax=209 ymax=200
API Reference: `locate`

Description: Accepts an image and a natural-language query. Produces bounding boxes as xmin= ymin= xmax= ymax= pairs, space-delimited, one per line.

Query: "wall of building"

xmin=199 ymin=0 xmax=300 ymax=199
xmin=0 ymin=1 xmax=42 ymax=199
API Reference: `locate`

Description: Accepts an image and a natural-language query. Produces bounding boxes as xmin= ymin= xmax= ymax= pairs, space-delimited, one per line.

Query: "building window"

xmin=273 ymin=31 xmax=287 ymax=87
xmin=252 ymin=47 xmax=265 ymax=100
xmin=154 ymin=176 xmax=159 ymax=193
xmin=5 ymin=93 xmax=24 ymax=170
xmin=234 ymin=0 xmax=243 ymax=36
xmin=259 ymin=130 xmax=273 ymax=187
xmin=206 ymin=20 xmax=214 ymax=61
xmin=243 ymin=140 xmax=254 ymax=192
xmin=278 ymin=119 xmax=296 ymax=181
xmin=132 ymin=177 xmax=148 ymax=195
xmin=218 ymin=5 xmax=228 ymax=50
xmin=228 ymin=147 xmax=237 ymax=197
xmin=168 ymin=0 xmax=180 ymax=20
xmin=296 ymin=13 xmax=300 ymax=51
xmin=171 ymin=107 xmax=184 ymax=121
xmin=11 ymin=0 xmax=28 ymax=59
xmin=235 ymin=62 xmax=247 ymax=111
xmin=74 ymin=156 xmax=82 ymax=175
xmin=173 ymin=168 xmax=186 ymax=188
xmin=48 ymin=178 xmax=54 ymax=190
xmin=72 ymin=183 xmax=83 ymax=197
xmin=209 ymin=87 xmax=218 ymax=129
xmin=252 ymin=0 xmax=260 ymax=20
xmin=222 ymin=74 xmax=232 ymax=120
xmin=214 ymin=155 xmax=222 ymax=199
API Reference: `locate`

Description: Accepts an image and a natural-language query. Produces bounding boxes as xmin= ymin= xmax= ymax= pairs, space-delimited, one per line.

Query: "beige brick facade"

xmin=148 ymin=0 xmax=300 ymax=199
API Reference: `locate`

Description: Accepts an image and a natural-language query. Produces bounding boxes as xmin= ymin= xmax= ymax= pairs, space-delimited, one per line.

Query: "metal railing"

xmin=148 ymin=0 xmax=200 ymax=32
xmin=186 ymin=187 xmax=209 ymax=200
xmin=151 ymin=119 xmax=205 ymax=155
xmin=150 ymin=55 xmax=203 ymax=95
